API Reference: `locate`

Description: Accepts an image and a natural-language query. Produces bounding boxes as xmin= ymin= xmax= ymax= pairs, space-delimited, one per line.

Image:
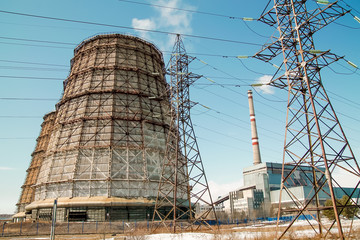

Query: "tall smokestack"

xmin=248 ymin=90 xmax=262 ymax=165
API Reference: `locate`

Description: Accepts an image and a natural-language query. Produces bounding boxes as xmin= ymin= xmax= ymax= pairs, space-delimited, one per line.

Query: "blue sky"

xmin=1 ymin=0 xmax=359 ymax=214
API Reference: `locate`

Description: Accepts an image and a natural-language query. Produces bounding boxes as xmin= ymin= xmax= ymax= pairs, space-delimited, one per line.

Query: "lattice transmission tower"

xmin=254 ymin=0 xmax=360 ymax=239
xmin=152 ymin=34 xmax=216 ymax=232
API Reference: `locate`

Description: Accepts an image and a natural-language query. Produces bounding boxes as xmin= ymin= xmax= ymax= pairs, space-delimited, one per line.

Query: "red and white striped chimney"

xmin=247 ymin=90 xmax=262 ymax=165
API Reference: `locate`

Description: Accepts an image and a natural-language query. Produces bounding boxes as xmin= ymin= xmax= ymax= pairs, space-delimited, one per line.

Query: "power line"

xmin=0 ymin=73 xmax=254 ymax=83
xmin=0 ymin=35 xmax=253 ymax=58
xmin=195 ymin=57 xmax=286 ymax=103
xmin=118 ymin=0 xmax=248 ymax=20
xmin=251 ymin=86 xmax=287 ymax=103
xmin=327 ymin=90 xmax=360 ymax=109
xmin=0 ymin=116 xmax=42 ymax=118
xmin=0 ymin=59 xmax=68 ymax=67
xmin=0 ymin=97 xmax=58 ymax=101
xmin=0 ymin=36 xmax=75 ymax=46
xmin=333 ymin=22 xmax=360 ymax=29
xmin=194 ymin=83 xmax=245 ymax=87
xmin=0 ymin=66 xmax=67 ymax=72
xmin=205 ymin=76 xmax=254 ymax=82
xmin=237 ymin=58 xmax=273 ymax=75
xmin=0 ymin=75 xmax=63 ymax=81
xmin=0 ymin=137 xmax=34 ymax=140
xmin=194 ymin=122 xmax=282 ymax=154
xmin=337 ymin=112 xmax=360 ymax=123
xmin=194 ymin=86 xmax=285 ymax=124
xmin=193 ymin=123 xmax=250 ymax=144
xmin=335 ymin=61 xmax=360 ymax=76
xmin=196 ymin=136 xmax=246 ymax=151
xmin=327 ymin=65 xmax=358 ymax=75
xmin=339 ymin=0 xmax=360 ymax=16
xmin=0 ymin=10 xmax=263 ymax=46
xmin=195 ymin=57 xmax=251 ymax=85
xmin=0 ymin=41 xmax=73 ymax=49
xmin=193 ymin=106 xmax=284 ymax=139
xmin=241 ymin=20 xmax=269 ymax=38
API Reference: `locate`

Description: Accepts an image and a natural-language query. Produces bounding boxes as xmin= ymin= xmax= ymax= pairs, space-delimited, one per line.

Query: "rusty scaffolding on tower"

xmin=254 ymin=0 xmax=360 ymax=239
xmin=17 ymin=34 xmax=175 ymax=222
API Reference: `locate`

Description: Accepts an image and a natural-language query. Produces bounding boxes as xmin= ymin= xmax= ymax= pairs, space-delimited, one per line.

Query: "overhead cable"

xmin=0 ymin=66 xmax=67 ymax=72
xmin=118 ymin=0 xmax=254 ymax=20
xmin=0 ymin=116 xmax=42 ymax=118
xmin=333 ymin=22 xmax=360 ymax=29
xmin=327 ymin=90 xmax=360 ymax=109
xmin=241 ymin=20 xmax=269 ymax=38
xmin=0 ymin=75 xmax=63 ymax=81
xmin=0 ymin=35 xmax=256 ymax=58
xmin=194 ymin=122 xmax=284 ymax=154
xmin=237 ymin=58 xmax=273 ymax=75
xmin=195 ymin=57 xmax=286 ymax=104
xmin=194 ymin=57 xmax=250 ymax=85
xmin=0 ymin=41 xmax=73 ymax=49
xmin=0 ymin=137 xmax=34 ymax=140
xmin=0 ymin=10 xmax=263 ymax=46
xmin=196 ymin=136 xmax=245 ymax=151
xmin=0 ymin=36 xmax=75 ymax=46
xmin=196 ymin=103 xmax=284 ymax=137
xmin=0 ymin=97 xmax=58 ymax=101
xmin=339 ymin=0 xmax=360 ymax=16
xmin=0 ymin=59 xmax=68 ymax=67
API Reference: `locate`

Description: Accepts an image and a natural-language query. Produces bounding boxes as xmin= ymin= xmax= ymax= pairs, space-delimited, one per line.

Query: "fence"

xmin=1 ymin=221 xmax=148 ymax=237
xmin=2 ymin=215 xmax=315 ymax=237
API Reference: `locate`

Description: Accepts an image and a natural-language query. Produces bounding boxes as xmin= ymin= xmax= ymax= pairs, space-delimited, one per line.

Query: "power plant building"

xmin=214 ymin=91 xmax=360 ymax=220
xmin=15 ymin=34 xmax=181 ymax=222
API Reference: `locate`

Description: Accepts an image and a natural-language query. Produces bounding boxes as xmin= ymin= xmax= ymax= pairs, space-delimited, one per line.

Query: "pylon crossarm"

xmin=254 ymin=1 xmax=347 ymax=65
xmin=266 ymin=51 xmax=343 ymax=89
xmin=295 ymin=2 xmax=347 ymax=32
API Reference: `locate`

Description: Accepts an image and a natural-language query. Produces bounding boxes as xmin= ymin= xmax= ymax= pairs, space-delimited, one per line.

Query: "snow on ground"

xmin=145 ymin=232 xmax=213 ymax=240
xmin=144 ymin=232 xmax=270 ymax=240
xmin=143 ymin=219 xmax=360 ymax=240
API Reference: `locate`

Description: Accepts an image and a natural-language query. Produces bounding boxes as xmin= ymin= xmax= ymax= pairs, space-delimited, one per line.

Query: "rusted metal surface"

xmin=153 ymin=35 xmax=217 ymax=232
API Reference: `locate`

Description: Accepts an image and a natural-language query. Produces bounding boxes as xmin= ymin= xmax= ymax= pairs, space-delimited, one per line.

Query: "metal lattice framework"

xmin=254 ymin=0 xmax=360 ymax=239
xmin=21 ymin=34 xmax=175 ymax=221
xmin=153 ymin=35 xmax=216 ymax=232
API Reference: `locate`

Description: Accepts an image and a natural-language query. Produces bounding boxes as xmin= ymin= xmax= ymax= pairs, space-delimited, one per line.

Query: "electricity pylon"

xmin=152 ymin=34 xmax=216 ymax=232
xmin=254 ymin=1 xmax=360 ymax=239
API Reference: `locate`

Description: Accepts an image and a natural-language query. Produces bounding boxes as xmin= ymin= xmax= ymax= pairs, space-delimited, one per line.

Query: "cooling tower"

xmin=23 ymin=34 xmax=177 ymax=222
xmin=15 ymin=112 xmax=56 ymax=216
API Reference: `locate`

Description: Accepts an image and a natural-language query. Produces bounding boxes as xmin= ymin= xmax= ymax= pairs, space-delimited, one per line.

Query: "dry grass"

xmin=2 ymin=219 xmax=360 ymax=240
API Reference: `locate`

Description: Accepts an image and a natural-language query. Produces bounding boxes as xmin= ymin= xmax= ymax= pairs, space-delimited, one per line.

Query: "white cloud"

xmin=155 ymin=0 xmax=193 ymax=33
xmin=255 ymin=75 xmax=275 ymax=95
xmin=0 ymin=167 xmax=14 ymax=171
xmin=131 ymin=0 xmax=195 ymax=50
xmin=190 ymin=179 xmax=242 ymax=204
xmin=131 ymin=18 xmax=156 ymax=39
xmin=208 ymin=179 xmax=243 ymax=201
xmin=332 ymin=168 xmax=359 ymax=188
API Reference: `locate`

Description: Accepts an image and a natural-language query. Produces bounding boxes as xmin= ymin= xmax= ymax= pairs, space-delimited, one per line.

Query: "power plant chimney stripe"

xmin=247 ymin=89 xmax=261 ymax=165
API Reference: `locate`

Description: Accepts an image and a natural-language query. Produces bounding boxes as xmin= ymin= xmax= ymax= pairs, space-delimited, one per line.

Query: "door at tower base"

xmin=17 ymin=34 xmax=189 ymax=222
